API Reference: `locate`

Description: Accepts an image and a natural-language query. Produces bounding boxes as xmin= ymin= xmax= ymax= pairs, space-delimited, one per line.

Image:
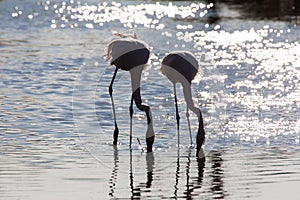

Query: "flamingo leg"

xmin=174 ymin=148 xmax=180 ymax=196
xmin=109 ymin=68 xmax=119 ymax=145
xmin=173 ymin=84 xmax=180 ymax=146
xmin=186 ymin=105 xmax=193 ymax=146
xmin=129 ymin=94 xmax=134 ymax=150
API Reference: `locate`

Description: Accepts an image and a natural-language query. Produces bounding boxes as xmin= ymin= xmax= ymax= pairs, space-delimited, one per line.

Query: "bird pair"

xmin=106 ymin=34 xmax=205 ymax=156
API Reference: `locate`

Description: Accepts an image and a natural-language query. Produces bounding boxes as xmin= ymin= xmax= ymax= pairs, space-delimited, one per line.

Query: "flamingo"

xmin=161 ymin=51 xmax=205 ymax=155
xmin=106 ymin=33 xmax=154 ymax=152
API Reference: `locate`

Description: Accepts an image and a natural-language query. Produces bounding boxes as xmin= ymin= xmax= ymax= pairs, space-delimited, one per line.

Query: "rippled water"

xmin=1 ymin=0 xmax=300 ymax=199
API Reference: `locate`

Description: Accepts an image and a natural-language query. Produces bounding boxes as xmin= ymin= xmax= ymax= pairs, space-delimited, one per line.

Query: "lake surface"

xmin=1 ymin=0 xmax=300 ymax=199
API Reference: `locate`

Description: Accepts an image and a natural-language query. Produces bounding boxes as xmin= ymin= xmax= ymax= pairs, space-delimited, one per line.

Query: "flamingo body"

xmin=161 ymin=51 xmax=198 ymax=84
xmin=108 ymin=39 xmax=150 ymax=71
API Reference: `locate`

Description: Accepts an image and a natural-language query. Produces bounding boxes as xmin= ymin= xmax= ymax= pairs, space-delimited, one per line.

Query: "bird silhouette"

xmin=106 ymin=33 xmax=154 ymax=152
xmin=161 ymin=51 xmax=205 ymax=155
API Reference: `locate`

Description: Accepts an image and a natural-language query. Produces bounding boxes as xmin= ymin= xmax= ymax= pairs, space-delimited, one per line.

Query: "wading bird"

xmin=106 ymin=33 xmax=154 ymax=152
xmin=161 ymin=51 xmax=205 ymax=155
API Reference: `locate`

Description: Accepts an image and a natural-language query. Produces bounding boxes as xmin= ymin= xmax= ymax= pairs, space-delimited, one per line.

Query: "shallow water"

xmin=1 ymin=0 xmax=300 ymax=199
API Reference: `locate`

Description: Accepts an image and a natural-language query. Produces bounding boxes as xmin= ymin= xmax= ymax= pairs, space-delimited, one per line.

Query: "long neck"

xmin=182 ymin=81 xmax=204 ymax=130
xmin=130 ymin=65 xmax=154 ymax=151
xmin=129 ymin=65 xmax=143 ymax=94
xmin=129 ymin=64 xmax=152 ymax=124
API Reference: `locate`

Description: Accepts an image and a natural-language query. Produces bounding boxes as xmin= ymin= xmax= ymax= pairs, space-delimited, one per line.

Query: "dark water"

xmin=1 ymin=0 xmax=300 ymax=199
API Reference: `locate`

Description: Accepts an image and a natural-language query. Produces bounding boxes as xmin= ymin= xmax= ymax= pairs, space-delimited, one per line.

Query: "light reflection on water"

xmin=1 ymin=0 xmax=300 ymax=199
